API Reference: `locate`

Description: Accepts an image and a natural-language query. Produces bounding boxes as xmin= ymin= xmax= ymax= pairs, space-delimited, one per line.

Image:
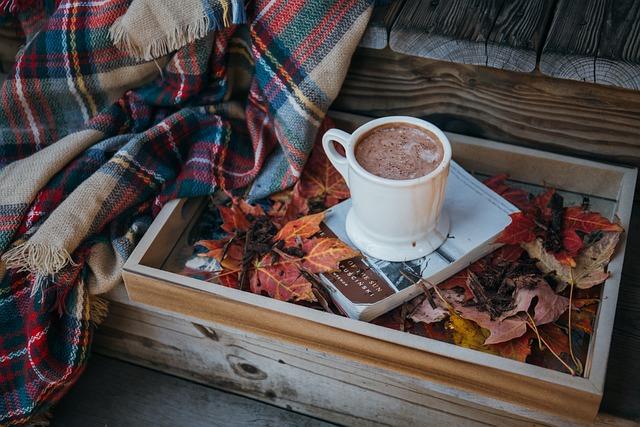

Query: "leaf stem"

xmin=568 ymin=270 xmax=584 ymax=375
xmin=526 ymin=320 xmax=576 ymax=376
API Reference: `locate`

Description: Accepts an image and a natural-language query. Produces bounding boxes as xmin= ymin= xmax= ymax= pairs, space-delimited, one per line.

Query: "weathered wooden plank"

xmin=594 ymin=0 xmax=640 ymax=90
xmin=389 ymin=0 xmax=503 ymax=66
xmin=98 ymin=289 xmax=639 ymax=426
xmin=359 ymin=0 xmax=405 ymax=49
xmin=334 ymin=48 xmax=640 ymax=166
xmin=540 ymin=0 xmax=607 ymax=83
xmin=486 ymin=0 xmax=556 ymax=72
xmin=53 ymin=354 xmax=329 ymax=427
xmin=97 ymin=291 xmax=535 ymax=427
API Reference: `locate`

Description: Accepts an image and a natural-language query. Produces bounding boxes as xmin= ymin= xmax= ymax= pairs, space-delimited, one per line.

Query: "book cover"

xmin=318 ymin=161 xmax=519 ymax=321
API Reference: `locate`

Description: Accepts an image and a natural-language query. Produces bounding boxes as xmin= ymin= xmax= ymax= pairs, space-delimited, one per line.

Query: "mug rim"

xmin=347 ymin=116 xmax=452 ymax=187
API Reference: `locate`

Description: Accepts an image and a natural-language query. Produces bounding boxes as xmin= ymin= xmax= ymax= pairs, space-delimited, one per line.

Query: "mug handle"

xmin=322 ymin=129 xmax=351 ymax=185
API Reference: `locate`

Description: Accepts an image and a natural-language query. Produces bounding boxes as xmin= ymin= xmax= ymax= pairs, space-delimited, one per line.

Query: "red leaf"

xmin=491 ymin=245 xmax=525 ymax=264
xmin=561 ymin=228 xmax=583 ymax=256
xmin=218 ymin=205 xmax=251 ymax=233
xmin=553 ymin=251 xmax=577 ymax=267
xmin=563 ymin=207 xmax=623 ymax=234
xmin=496 ymin=212 xmax=537 ymax=244
xmin=539 ymin=323 xmax=570 ymax=355
xmin=532 ymin=188 xmax=555 ymax=220
xmin=298 ymin=143 xmax=350 ymax=208
xmin=275 ymin=212 xmax=325 ymax=243
xmin=483 ymin=174 xmax=531 ymax=211
xmin=251 ymin=257 xmax=315 ymax=302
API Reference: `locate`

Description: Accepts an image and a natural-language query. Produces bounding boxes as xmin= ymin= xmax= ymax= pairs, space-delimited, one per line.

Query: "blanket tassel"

xmin=2 ymin=242 xmax=76 ymax=278
xmin=89 ymin=294 xmax=109 ymax=325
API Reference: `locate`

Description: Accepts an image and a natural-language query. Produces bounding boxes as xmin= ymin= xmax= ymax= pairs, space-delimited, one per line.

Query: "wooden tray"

xmin=122 ymin=113 xmax=636 ymax=425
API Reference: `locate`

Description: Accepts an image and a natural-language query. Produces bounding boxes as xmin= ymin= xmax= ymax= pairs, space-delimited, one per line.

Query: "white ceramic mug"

xmin=322 ymin=116 xmax=451 ymax=261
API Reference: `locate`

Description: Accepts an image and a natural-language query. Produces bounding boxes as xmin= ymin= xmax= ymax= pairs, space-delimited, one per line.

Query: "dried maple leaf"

xmin=496 ymin=212 xmax=536 ymax=245
xmin=300 ymin=238 xmax=360 ymax=273
xmin=275 ymin=212 xmax=325 ymax=243
xmin=410 ymin=289 xmax=464 ymax=324
xmin=491 ymin=245 xmax=524 ymax=264
xmin=483 ymin=175 xmax=531 ymax=211
xmin=488 ymin=330 xmax=534 ymax=362
xmin=523 ymin=232 xmax=621 ymax=291
xmin=498 ymin=279 xmax=568 ymax=325
xmin=250 ymin=256 xmax=315 ymax=302
xmin=298 ymin=143 xmax=350 ymax=208
xmin=218 ymin=204 xmax=251 ymax=233
xmin=196 ymin=238 xmax=243 ymax=270
xmin=448 ymin=312 xmax=499 ymax=353
xmin=563 ymin=207 xmax=624 ymax=234
xmin=454 ymin=305 xmax=528 ymax=345
xmin=539 ymin=323 xmax=570 ymax=355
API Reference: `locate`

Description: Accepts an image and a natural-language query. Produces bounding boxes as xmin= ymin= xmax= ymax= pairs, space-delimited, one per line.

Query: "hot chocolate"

xmin=354 ymin=124 xmax=444 ymax=180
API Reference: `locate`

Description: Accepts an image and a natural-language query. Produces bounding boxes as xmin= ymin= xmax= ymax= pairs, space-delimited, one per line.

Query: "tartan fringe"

xmin=110 ymin=14 xmax=213 ymax=61
xmin=2 ymin=242 xmax=76 ymax=278
xmin=89 ymin=295 xmax=109 ymax=325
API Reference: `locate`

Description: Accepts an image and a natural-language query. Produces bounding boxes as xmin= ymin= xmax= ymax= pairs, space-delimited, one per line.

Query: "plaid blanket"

xmin=0 ymin=0 xmax=372 ymax=424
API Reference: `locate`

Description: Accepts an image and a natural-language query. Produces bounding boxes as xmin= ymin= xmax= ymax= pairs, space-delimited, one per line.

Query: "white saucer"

xmin=345 ymin=209 xmax=450 ymax=262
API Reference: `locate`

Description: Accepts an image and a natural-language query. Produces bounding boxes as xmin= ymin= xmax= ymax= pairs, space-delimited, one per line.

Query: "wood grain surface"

xmin=486 ymin=0 xmax=555 ymax=72
xmin=594 ymin=0 xmax=640 ymax=90
xmin=540 ymin=0 xmax=607 ymax=82
xmin=334 ymin=48 xmax=640 ymax=167
xmin=389 ymin=0 xmax=503 ymax=66
xmin=359 ymin=0 xmax=405 ymax=49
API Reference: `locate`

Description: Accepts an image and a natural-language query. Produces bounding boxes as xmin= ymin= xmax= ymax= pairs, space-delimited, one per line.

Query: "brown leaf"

xmin=498 ymin=278 xmax=569 ymax=326
xmin=410 ymin=289 xmax=464 ymax=325
xmin=454 ymin=304 xmax=528 ymax=345
xmin=524 ymin=232 xmax=621 ymax=290
xmin=274 ymin=212 xmax=325 ymax=243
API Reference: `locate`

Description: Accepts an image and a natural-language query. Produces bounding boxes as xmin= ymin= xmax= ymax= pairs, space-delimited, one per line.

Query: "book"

xmin=317 ymin=161 xmax=519 ymax=321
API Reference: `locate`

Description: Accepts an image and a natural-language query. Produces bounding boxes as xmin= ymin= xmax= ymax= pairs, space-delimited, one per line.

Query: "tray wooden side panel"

xmin=99 ymin=289 xmax=542 ymax=427
xmin=122 ymin=270 xmax=600 ymax=424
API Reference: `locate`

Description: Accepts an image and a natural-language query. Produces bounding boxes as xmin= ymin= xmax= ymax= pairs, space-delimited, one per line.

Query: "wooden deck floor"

xmin=52 ymin=354 xmax=333 ymax=427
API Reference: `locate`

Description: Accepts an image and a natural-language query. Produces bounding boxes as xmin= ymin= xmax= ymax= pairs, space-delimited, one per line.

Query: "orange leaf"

xmin=488 ymin=330 xmax=533 ymax=362
xmin=300 ymin=238 xmax=360 ymax=273
xmin=496 ymin=212 xmax=537 ymax=244
xmin=563 ymin=207 xmax=623 ymax=234
xmin=483 ymin=175 xmax=531 ymax=211
xmin=274 ymin=212 xmax=325 ymax=243
xmin=218 ymin=205 xmax=251 ymax=233
xmin=237 ymin=199 xmax=265 ymax=217
xmin=195 ymin=239 xmax=243 ymax=270
xmin=251 ymin=256 xmax=315 ymax=302
xmin=298 ymin=144 xmax=350 ymax=208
